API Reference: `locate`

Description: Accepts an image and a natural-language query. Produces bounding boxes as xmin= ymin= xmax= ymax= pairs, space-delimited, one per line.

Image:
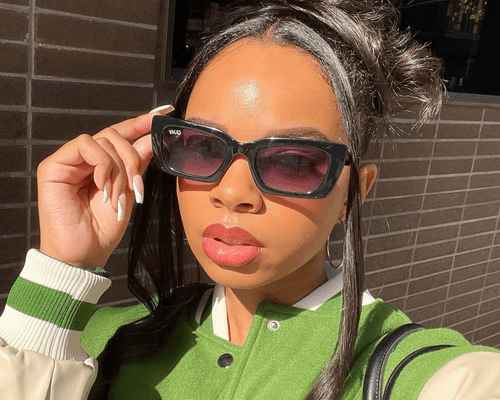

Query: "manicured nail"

xmin=149 ymin=104 xmax=174 ymax=114
xmin=133 ymin=175 xmax=144 ymax=204
xmin=117 ymin=194 xmax=125 ymax=222
xmin=102 ymin=184 xmax=109 ymax=203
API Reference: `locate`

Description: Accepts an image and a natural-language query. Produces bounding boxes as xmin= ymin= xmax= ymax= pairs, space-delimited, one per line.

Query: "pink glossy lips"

xmin=202 ymin=224 xmax=264 ymax=267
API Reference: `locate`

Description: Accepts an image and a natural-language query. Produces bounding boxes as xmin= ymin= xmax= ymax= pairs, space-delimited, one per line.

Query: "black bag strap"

xmin=362 ymin=323 xmax=456 ymax=400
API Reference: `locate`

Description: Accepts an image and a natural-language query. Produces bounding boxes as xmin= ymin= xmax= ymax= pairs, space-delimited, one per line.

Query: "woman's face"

xmin=177 ymin=38 xmax=352 ymax=294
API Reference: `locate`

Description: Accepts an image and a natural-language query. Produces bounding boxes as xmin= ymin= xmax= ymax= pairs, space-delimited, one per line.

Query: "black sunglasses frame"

xmin=152 ymin=115 xmax=352 ymax=199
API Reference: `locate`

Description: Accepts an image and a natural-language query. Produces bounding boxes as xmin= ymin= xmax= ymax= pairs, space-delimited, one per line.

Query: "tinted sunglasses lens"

xmin=256 ymin=146 xmax=330 ymax=193
xmin=162 ymin=127 xmax=227 ymax=177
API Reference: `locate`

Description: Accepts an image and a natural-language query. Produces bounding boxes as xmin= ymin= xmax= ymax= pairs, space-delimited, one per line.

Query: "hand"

xmin=37 ymin=106 xmax=173 ymax=269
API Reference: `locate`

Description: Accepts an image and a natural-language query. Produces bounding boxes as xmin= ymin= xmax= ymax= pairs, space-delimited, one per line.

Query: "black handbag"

xmin=362 ymin=323 xmax=456 ymax=400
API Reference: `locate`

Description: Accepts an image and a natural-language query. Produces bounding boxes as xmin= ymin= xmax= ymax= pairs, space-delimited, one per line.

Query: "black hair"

xmin=90 ymin=1 xmax=442 ymax=399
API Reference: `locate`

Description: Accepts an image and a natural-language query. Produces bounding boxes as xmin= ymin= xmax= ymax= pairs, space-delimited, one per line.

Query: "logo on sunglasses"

xmin=168 ymin=129 xmax=182 ymax=136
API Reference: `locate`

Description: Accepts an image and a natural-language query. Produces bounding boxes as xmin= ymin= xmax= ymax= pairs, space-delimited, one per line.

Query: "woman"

xmin=1 ymin=1 xmax=499 ymax=399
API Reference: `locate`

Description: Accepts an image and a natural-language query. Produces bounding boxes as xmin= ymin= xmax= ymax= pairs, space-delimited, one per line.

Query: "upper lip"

xmin=202 ymin=224 xmax=263 ymax=247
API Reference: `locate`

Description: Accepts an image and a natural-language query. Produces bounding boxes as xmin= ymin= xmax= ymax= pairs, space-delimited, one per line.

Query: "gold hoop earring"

xmin=326 ymin=222 xmax=344 ymax=269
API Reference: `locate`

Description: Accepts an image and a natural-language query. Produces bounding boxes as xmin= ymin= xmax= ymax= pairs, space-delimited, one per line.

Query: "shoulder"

xmin=81 ymin=301 xmax=149 ymax=358
xmin=81 ymin=283 xmax=211 ymax=358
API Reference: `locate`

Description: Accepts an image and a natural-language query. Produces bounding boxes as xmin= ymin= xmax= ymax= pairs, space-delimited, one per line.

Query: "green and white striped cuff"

xmin=0 ymin=249 xmax=111 ymax=361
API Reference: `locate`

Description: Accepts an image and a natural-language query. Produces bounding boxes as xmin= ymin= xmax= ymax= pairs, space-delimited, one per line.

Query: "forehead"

xmin=186 ymin=38 xmax=346 ymax=144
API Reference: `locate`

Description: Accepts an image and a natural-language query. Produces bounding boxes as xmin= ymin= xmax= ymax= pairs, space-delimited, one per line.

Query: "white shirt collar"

xmin=194 ymin=267 xmax=375 ymax=341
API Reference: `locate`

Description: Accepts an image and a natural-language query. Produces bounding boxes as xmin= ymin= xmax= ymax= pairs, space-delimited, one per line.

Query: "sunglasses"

xmin=152 ymin=116 xmax=351 ymax=199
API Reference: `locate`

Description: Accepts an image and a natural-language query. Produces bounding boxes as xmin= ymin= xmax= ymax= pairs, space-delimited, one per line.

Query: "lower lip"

xmin=202 ymin=237 xmax=263 ymax=267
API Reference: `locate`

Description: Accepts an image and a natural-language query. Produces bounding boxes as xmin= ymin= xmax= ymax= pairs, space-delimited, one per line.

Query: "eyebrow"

xmin=186 ymin=117 xmax=331 ymax=141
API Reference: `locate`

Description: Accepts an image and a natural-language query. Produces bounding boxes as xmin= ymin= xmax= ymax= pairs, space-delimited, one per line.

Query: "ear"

xmin=338 ymin=163 xmax=377 ymax=224
xmin=359 ymin=163 xmax=377 ymax=204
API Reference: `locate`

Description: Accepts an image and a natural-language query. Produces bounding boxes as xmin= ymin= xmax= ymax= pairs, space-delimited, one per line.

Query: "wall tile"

xmin=480 ymin=297 xmax=500 ymax=314
xmin=484 ymin=107 xmax=500 ymax=122
xmin=0 ymin=76 xmax=26 ymax=105
xmin=449 ymin=318 xmax=476 ymax=335
xmin=442 ymin=304 xmax=479 ymax=326
xmin=36 ymin=13 xmax=157 ymax=54
xmin=433 ymin=141 xmax=476 ymax=157
xmin=445 ymin=291 xmax=482 ymax=313
xmin=440 ymin=104 xmax=483 ymax=121
xmin=413 ymin=240 xmax=457 ymax=262
xmin=35 ymin=47 xmax=155 ymax=83
xmin=410 ymin=257 xmax=453 ymax=278
xmin=368 ymin=214 xmax=419 ymax=235
xmin=407 ymin=272 xmax=450 ymax=295
xmin=0 ymin=43 xmax=27 ymax=73
xmin=372 ymin=282 xmax=407 ymax=302
xmin=0 ymin=0 xmax=29 ymax=5
xmin=0 ymin=111 xmax=26 ymax=139
xmin=463 ymin=203 xmax=499 ymax=221
xmin=378 ymin=160 xmax=429 ymax=179
xmin=30 ymin=206 xmax=39 ymax=233
xmin=0 ymin=237 xmax=26 ymax=264
xmin=426 ymin=176 xmax=469 ymax=193
xmin=366 ymin=231 xmax=416 ymax=254
xmin=0 ymin=178 xmax=27 ymax=203
xmin=416 ymin=225 xmax=459 ymax=245
xmin=451 ymin=263 xmax=488 ymax=283
xmin=482 ymin=284 xmax=500 ymax=302
xmin=364 ymin=249 xmax=413 ymax=272
xmin=382 ymin=141 xmax=433 ymax=159
xmin=460 ymin=218 xmax=497 ymax=237
xmin=99 ymin=277 xmax=133 ymax=305
xmin=371 ymin=196 xmax=423 ymax=216
xmin=448 ymin=276 xmax=485 ymax=298
xmin=0 ymin=208 xmax=26 ymax=235
xmin=0 ymin=145 xmax=26 ymax=172
xmin=375 ymin=179 xmax=426 ymax=198
xmin=31 ymin=80 xmax=153 ymax=111
xmin=465 ymin=187 xmax=500 ymax=205
xmin=32 ymin=113 xmax=124 ymax=140
xmin=477 ymin=140 xmax=500 ymax=157
xmin=457 ymin=233 xmax=494 ymax=253
xmin=366 ymin=265 xmax=411 ymax=288
xmin=0 ymin=8 xmax=28 ymax=41
xmin=476 ymin=333 xmax=500 ymax=348
xmin=454 ymin=248 xmax=491 ymax=269
xmin=429 ymin=159 xmax=473 ymax=175
xmin=473 ymin=158 xmax=500 ymax=173
xmin=480 ymin=125 xmax=500 ymax=138
xmin=436 ymin=123 xmax=480 ymax=139
xmin=474 ymin=321 xmax=500 ymax=342
xmin=469 ymin=172 xmax=500 ymax=189
xmin=406 ymin=301 xmax=445 ymax=322
xmin=420 ymin=207 xmax=463 ymax=227
xmin=31 ymin=145 xmax=60 ymax=171
xmin=422 ymin=192 xmax=466 ymax=210
xmin=36 ymin=0 xmax=160 ymax=25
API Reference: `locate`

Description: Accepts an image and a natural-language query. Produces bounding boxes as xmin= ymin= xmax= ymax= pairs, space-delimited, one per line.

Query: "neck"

xmin=224 ymin=255 xmax=328 ymax=346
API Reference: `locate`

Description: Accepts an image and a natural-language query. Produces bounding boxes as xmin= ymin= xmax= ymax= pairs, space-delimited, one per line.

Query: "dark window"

xmin=398 ymin=0 xmax=499 ymax=96
xmin=163 ymin=0 xmax=499 ymax=96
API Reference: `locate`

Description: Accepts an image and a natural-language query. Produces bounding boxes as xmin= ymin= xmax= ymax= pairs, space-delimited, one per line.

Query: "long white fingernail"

xmin=133 ymin=175 xmax=144 ymax=204
xmin=117 ymin=194 xmax=125 ymax=221
xmin=149 ymin=105 xmax=174 ymax=114
xmin=102 ymin=184 xmax=109 ymax=203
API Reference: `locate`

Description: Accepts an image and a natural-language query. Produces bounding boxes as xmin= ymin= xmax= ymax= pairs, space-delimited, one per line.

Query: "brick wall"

xmin=1 ymin=1 xmax=500 ymax=347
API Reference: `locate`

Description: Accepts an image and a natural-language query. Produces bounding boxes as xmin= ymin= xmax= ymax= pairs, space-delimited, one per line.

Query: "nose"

xmin=209 ymin=155 xmax=264 ymax=213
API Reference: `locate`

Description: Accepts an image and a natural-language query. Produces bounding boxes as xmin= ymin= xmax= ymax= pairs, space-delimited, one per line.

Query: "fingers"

xmin=107 ymin=104 xmax=174 ymax=141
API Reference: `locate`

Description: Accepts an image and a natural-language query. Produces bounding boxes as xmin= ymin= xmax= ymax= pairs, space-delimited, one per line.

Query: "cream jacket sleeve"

xmin=0 ymin=249 xmax=111 ymax=400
